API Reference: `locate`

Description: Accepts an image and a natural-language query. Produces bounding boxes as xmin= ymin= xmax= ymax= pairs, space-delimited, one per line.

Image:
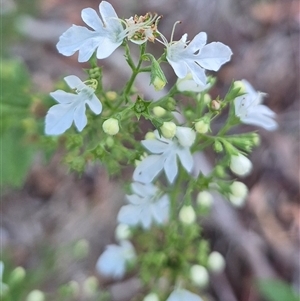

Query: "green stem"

xmin=122 ymin=43 xmax=146 ymax=100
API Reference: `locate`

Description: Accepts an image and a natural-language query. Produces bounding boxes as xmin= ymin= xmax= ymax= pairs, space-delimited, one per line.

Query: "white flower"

xmin=117 ymin=182 xmax=170 ymax=229
xmin=234 ymin=80 xmax=278 ymax=131
xmin=230 ymin=153 xmax=252 ymax=177
xmin=45 ymin=75 xmax=102 ymax=135
xmin=166 ymin=288 xmax=203 ymax=301
xmin=133 ymin=127 xmax=196 ymax=184
xmin=96 ymin=240 xmax=136 ymax=279
xmin=57 ymin=1 xmax=160 ymax=62
xmin=158 ymin=29 xmax=232 ymax=86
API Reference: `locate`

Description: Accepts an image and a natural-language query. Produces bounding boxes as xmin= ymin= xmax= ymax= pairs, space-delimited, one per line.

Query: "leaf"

xmin=256 ymin=279 xmax=299 ymax=301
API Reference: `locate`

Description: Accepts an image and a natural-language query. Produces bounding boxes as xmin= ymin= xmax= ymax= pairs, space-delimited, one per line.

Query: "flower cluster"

xmin=43 ymin=1 xmax=280 ymax=300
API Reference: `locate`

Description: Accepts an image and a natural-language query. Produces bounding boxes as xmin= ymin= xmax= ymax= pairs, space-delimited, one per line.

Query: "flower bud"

xmin=211 ymin=100 xmax=221 ymax=111
xmin=115 ymin=224 xmax=132 ymax=241
xmin=150 ymin=59 xmax=167 ymax=91
xmin=145 ymin=131 xmax=156 ymax=140
xmin=230 ymin=154 xmax=252 ymax=176
xmin=166 ymin=98 xmax=176 ymax=111
xmin=26 ymin=290 xmax=45 ymax=301
xmin=229 ymin=181 xmax=248 ymax=207
xmin=102 ymin=118 xmax=119 ymax=136
xmin=105 ymin=91 xmax=117 ymax=101
xmin=197 ymin=191 xmax=213 ymax=209
xmin=106 ymin=136 xmax=114 ymax=148
xmin=203 ymin=94 xmax=212 ymax=104
xmin=190 ymin=265 xmax=209 ymax=287
xmin=207 ymin=251 xmax=225 ymax=273
xmin=176 ymin=73 xmax=208 ymax=92
xmin=153 ymin=106 xmax=166 ymax=117
xmin=160 ymin=122 xmax=176 ymax=139
xmin=83 ymin=276 xmax=98 ymax=297
xmin=233 ymin=80 xmax=246 ymax=94
xmin=179 ymin=205 xmax=196 ymax=224
xmin=195 ymin=120 xmax=209 ymax=134
xmin=143 ymin=292 xmax=160 ymax=301
xmin=9 ymin=266 xmax=26 ymax=285
xmin=213 ymin=141 xmax=223 ymax=153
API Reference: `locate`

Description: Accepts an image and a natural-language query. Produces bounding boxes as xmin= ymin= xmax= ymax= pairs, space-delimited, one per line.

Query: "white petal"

xmin=133 ymin=155 xmax=164 ymax=183
xmin=73 ymin=102 xmax=87 ymax=132
xmin=96 ymin=37 xmax=122 ymax=59
xmin=96 ymin=246 xmax=125 ymax=279
xmin=176 ymin=148 xmax=194 ymax=173
xmin=117 ymin=204 xmax=144 ymax=227
xmin=131 ymin=182 xmax=157 ymax=198
xmin=186 ymin=59 xmax=207 ymax=86
xmin=81 ymin=7 xmax=104 ymax=32
xmin=64 ymin=75 xmax=85 ymax=90
xmin=163 ymin=151 xmax=178 ymax=184
xmin=175 ymin=127 xmax=196 ymax=147
xmin=142 ymin=139 xmax=171 ymax=154
xmin=99 ymin=1 xmax=123 ymax=34
xmin=167 ymin=289 xmax=203 ymax=301
xmin=150 ymin=195 xmax=170 ymax=224
xmin=45 ymin=103 xmax=75 ymax=135
xmin=242 ymin=113 xmax=278 ymax=131
xmin=78 ymin=36 xmax=104 ymax=62
xmin=56 ymin=25 xmax=98 ymax=59
xmin=168 ymin=58 xmax=188 ymax=78
xmin=186 ymin=32 xmax=207 ymax=53
xmin=86 ymin=94 xmax=102 ymax=114
xmin=49 ymin=90 xmax=77 ymax=104
xmin=198 ymin=42 xmax=232 ymax=71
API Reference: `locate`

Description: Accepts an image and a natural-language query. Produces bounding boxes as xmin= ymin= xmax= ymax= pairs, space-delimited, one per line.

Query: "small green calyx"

xmin=134 ymin=96 xmax=151 ymax=115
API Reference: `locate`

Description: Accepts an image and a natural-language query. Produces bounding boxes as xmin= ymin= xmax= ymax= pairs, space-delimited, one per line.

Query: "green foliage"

xmin=0 ymin=60 xmax=38 ymax=188
xmin=256 ymin=279 xmax=299 ymax=301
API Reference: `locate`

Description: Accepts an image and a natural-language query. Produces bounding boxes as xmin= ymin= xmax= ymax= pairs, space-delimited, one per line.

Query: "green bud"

xmin=106 ymin=136 xmax=114 ymax=148
xmin=153 ymin=106 xmax=166 ymax=117
xmin=26 ymin=290 xmax=45 ymax=301
xmin=105 ymin=91 xmax=117 ymax=101
xmin=102 ymin=118 xmax=119 ymax=135
xmin=179 ymin=205 xmax=196 ymax=224
xmin=83 ymin=276 xmax=98 ymax=297
xmin=166 ymin=97 xmax=176 ymax=111
xmin=190 ymin=265 xmax=209 ymax=288
xmin=213 ymin=141 xmax=223 ymax=153
xmin=251 ymin=132 xmax=260 ymax=146
xmin=203 ymin=94 xmax=212 ymax=104
xmin=150 ymin=57 xmax=167 ymax=91
xmin=8 ymin=266 xmax=26 ymax=285
xmin=233 ymin=80 xmax=246 ymax=94
xmin=207 ymin=251 xmax=225 ymax=273
xmin=214 ymin=165 xmax=226 ymax=177
xmin=197 ymin=191 xmax=213 ymax=209
xmin=72 ymin=239 xmax=89 ymax=259
xmin=145 ymin=131 xmax=156 ymax=140
xmin=134 ymin=96 xmax=150 ymax=114
xmin=143 ymin=292 xmax=160 ymax=301
xmin=195 ymin=119 xmax=209 ymax=134
xmin=160 ymin=121 xmax=176 ymax=139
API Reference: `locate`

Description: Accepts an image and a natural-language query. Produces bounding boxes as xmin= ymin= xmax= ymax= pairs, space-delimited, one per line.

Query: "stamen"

xmin=170 ymin=21 xmax=181 ymax=43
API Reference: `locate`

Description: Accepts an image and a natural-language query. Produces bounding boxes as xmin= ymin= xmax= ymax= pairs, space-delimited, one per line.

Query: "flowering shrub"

xmin=43 ymin=1 xmax=278 ymax=300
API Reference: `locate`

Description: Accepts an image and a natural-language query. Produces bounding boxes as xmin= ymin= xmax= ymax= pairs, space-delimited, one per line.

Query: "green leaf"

xmin=256 ymin=279 xmax=299 ymax=301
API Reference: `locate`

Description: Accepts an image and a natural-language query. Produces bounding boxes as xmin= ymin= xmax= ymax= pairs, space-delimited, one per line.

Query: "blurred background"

xmin=1 ymin=0 xmax=299 ymax=300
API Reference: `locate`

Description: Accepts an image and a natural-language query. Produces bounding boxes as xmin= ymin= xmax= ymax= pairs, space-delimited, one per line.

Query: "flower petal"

xmin=176 ymin=148 xmax=194 ymax=173
xmin=186 ymin=32 xmax=207 ymax=53
xmin=45 ymin=103 xmax=75 ymax=135
xmin=198 ymin=42 xmax=232 ymax=71
xmin=133 ymin=155 xmax=164 ymax=183
xmin=73 ymin=101 xmax=87 ymax=132
xmin=64 ymin=75 xmax=85 ymax=90
xmin=56 ymin=25 xmax=99 ymax=60
xmin=167 ymin=289 xmax=203 ymax=301
xmin=142 ymin=139 xmax=171 ymax=154
xmin=86 ymin=94 xmax=102 ymax=115
xmin=96 ymin=37 xmax=122 ymax=59
xmin=81 ymin=8 xmax=104 ymax=32
xmin=99 ymin=1 xmax=123 ymax=34
xmin=131 ymin=182 xmax=157 ymax=198
xmin=164 ymin=151 xmax=178 ymax=184
xmin=49 ymin=90 xmax=77 ymax=104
